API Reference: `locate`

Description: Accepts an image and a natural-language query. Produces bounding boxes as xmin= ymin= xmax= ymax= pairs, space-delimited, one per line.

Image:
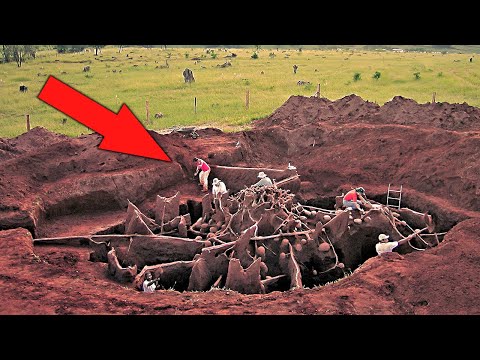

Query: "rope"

xmin=299 ymin=204 xmax=337 ymax=214
xmin=261 ymin=242 xmax=276 ymax=256
xmin=404 ymin=223 xmax=431 ymax=247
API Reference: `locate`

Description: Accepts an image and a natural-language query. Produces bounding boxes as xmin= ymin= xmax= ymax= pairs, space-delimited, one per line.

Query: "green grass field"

xmin=0 ymin=47 xmax=479 ymax=138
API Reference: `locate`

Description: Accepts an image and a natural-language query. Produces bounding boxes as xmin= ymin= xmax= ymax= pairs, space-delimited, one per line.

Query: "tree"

xmin=2 ymin=45 xmax=12 ymax=62
xmin=93 ymin=45 xmax=105 ymax=56
xmin=12 ymin=46 xmax=25 ymax=67
xmin=24 ymin=45 xmax=37 ymax=59
xmin=1 ymin=45 xmax=37 ymax=67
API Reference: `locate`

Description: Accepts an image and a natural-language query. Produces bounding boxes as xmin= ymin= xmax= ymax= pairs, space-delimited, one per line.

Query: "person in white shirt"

xmin=142 ymin=272 xmax=159 ymax=293
xmin=253 ymin=171 xmax=273 ymax=187
xmin=375 ymin=232 xmax=418 ymax=255
xmin=212 ymin=178 xmax=228 ymax=199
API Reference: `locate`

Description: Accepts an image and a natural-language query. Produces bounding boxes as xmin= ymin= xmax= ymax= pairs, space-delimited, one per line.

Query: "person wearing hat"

xmin=193 ymin=157 xmax=211 ymax=192
xmin=253 ymin=171 xmax=273 ymax=187
xmin=376 ymin=232 xmax=418 ymax=255
xmin=343 ymin=187 xmax=367 ymax=213
xmin=212 ymin=178 xmax=228 ymax=198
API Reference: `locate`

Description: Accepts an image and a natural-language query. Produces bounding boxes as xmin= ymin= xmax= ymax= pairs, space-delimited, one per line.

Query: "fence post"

xmin=194 ymin=97 xmax=197 ymax=114
xmin=316 ymin=84 xmax=321 ymax=98
xmin=432 ymin=92 xmax=436 ymax=103
xmin=26 ymin=114 xmax=30 ymax=131
xmin=246 ymin=90 xmax=250 ymax=110
xmin=146 ymin=100 xmax=150 ymax=124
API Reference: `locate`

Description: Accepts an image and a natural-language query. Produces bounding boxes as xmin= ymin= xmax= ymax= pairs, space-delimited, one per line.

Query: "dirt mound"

xmin=0 ymin=127 xmax=69 ymax=160
xmin=255 ymin=95 xmax=480 ymax=132
xmin=247 ymin=95 xmax=480 ymax=213
xmin=381 ymin=96 xmax=480 ymax=132
xmin=0 ymin=228 xmax=34 ymax=258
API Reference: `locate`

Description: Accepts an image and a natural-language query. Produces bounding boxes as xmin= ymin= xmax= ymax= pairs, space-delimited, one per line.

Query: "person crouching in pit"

xmin=193 ymin=157 xmax=211 ymax=192
xmin=212 ymin=178 xmax=228 ymax=199
xmin=343 ymin=187 xmax=367 ymax=214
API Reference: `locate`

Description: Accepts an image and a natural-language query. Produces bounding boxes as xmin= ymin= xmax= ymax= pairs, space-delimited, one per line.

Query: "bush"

xmin=211 ymin=52 xmax=217 ymax=59
xmin=269 ymin=52 xmax=276 ymax=58
xmin=185 ymin=53 xmax=189 ymax=59
xmin=251 ymin=52 xmax=259 ymax=59
xmin=56 ymin=45 xmax=86 ymax=53
xmin=414 ymin=72 xmax=421 ymax=80
xmin=437 ymin=72 xmax=443 ymax=77
xmin=353 ymin=72 xmax=361 ymax=81
xmin=373 ymin=71 xmax=381 ymax=80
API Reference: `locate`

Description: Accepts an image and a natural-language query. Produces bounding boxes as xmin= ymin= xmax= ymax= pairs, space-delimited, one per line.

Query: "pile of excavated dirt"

xmin=1 ymin=94 xmax=480 ymax=314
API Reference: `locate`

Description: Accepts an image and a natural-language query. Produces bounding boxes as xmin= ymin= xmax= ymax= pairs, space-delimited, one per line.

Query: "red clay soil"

xmin=1 ymin=94 xmax=480 ymax=314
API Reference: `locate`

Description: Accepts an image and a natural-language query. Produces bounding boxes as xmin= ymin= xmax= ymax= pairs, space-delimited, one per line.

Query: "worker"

xmin=212 ymin=178 xmax=228 ymax=198
xmin=142 ymin=272 xmax=159 ymax=293
xmin=343 ymin=187 xmax=367 ymax=213
xmin=253 ymin=171 xmax=273 ymax=187
xmin=193 ymin=157 xmax=211 ymax=192
xmin=376 ymin=232 xmax=418 ymax=255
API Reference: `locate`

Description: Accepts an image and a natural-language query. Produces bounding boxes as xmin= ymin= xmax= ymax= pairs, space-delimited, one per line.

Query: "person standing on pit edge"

xmin=193 ymin=157 xmax=211 ymax=192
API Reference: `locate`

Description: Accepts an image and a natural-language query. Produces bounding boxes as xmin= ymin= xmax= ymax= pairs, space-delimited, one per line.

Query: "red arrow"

xmin=37 ymin=76 xmax=171 ymax=162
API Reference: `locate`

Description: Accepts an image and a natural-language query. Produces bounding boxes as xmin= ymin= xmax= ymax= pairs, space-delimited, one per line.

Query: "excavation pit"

xmin=33 ymin=182 xmax=450 ymax=295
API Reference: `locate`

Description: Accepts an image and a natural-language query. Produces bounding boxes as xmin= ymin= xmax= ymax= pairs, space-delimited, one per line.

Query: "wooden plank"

xmin=33 ymin=233 xmax=177 ymax=245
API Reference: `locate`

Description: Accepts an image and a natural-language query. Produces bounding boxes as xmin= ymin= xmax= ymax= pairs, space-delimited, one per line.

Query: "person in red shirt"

xmin=343 ymin=187 xmax=367 ymax=213
xmin=193 ymin=157 xmax=211 ymax=192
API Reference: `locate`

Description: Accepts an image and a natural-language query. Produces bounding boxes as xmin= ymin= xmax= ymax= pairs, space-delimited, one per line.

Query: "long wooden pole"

xmin=145 ymin=100 xmax=149 ymax=123
xmin=26 ymin=114 xmax=30 ymax=131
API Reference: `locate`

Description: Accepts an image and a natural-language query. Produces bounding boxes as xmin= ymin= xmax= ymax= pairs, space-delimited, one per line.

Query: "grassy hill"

xmin=162 ymin=45 xmax=480 ymax=53
xmin=0 ymin=46 xmax=479 ymax=137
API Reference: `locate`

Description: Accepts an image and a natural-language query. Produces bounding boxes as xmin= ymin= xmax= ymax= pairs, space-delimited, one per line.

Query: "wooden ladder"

xmin=387 ymin=184 xmax=403 ymax=210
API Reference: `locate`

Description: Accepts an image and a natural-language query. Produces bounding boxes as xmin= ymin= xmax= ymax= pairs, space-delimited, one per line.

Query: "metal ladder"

xmin=387 ymin=184 xmax=403 ymax=210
